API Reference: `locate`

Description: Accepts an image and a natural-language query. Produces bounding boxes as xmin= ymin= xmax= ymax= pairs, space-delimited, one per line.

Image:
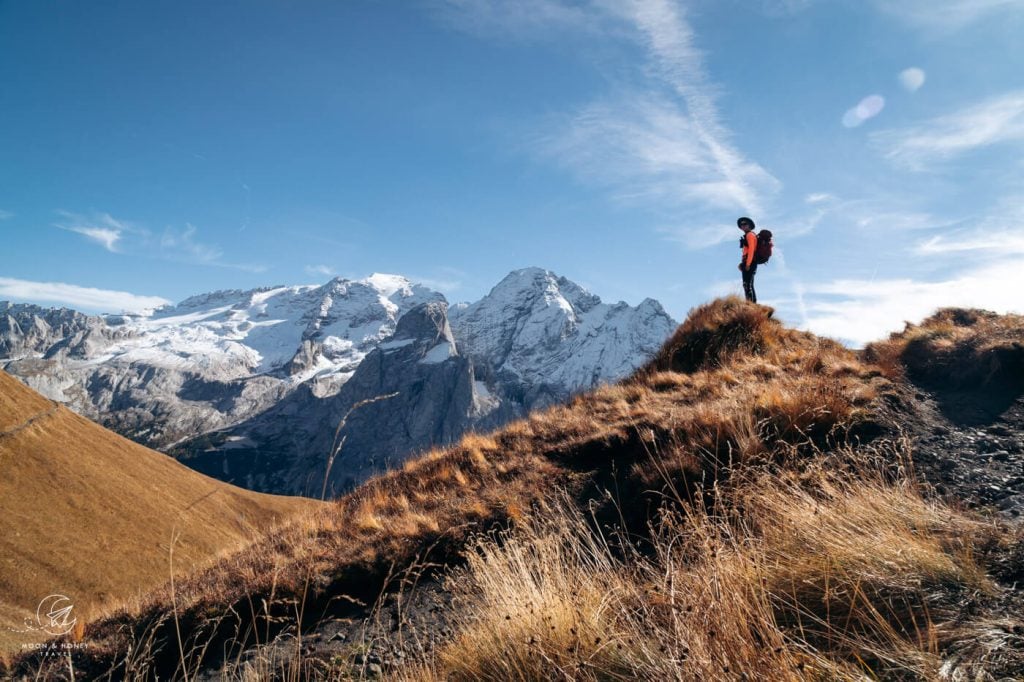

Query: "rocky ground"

xmin=906 ymin=385 xmax=1024 ymax=521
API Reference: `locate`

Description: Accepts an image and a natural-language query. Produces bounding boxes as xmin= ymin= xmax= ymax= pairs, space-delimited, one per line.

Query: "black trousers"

xmin=742 ymin=264 xmax=757 ymax=303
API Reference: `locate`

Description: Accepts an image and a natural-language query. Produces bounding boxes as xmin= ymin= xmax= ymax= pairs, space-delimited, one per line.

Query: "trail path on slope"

xmin=0 ymin=403 xmax=60 ymax=440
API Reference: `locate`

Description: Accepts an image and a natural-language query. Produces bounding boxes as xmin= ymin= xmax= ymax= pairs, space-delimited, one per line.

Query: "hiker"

xmin=737 ymin=216 xmax=758 ymax=303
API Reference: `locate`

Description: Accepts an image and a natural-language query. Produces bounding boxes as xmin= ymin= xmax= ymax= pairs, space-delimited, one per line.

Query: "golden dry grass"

xmin=0 ymin=370 xmax=322 ymax=657
xmin=864 ymin=307 xmax=1024 ymax=387
xmin=399 ymin=451 xmax=1016 ymax=681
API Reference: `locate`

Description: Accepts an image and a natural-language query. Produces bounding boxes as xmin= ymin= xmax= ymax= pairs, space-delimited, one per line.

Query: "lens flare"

xmin=899 ymin=67 xmax=926 ymax=92
xmin=842 ymin=94 xmax=886 ymax=128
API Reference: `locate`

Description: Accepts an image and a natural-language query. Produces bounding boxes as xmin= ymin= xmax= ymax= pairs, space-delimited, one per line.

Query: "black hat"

xmin=737 ymin=216 xmax=755 ymax=228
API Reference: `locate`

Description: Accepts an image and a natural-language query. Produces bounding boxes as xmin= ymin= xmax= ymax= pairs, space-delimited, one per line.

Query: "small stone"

xmin=367 ymin=663 xmax=383 ymax=677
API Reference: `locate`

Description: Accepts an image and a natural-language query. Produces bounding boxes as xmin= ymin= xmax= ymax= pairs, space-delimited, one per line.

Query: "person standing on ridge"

xmin=737 ymin=216 xmax=758 ymax=303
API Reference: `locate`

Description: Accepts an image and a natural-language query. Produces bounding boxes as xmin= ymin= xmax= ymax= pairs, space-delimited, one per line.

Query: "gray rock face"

xmin=0 ymin=302 xmax=107 ymax=358
xmin=450 ymin=267 xmax=676 ymax=408
xmin=177 ymin=302 xmax=514 ymax=496
xmin=0 ymin=269 xmax=675 ymax=496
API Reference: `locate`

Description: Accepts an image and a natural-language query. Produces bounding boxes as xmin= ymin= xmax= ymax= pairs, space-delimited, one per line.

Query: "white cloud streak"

xmin=874 ymin=91 xmax=1024 ymax=168
xmin=55 ymin=211 xmax=266 ymax=272
xmin=160 ymin=223 xmax=223 ymax=265
xmin=0 ymin=210 xmax=13 ymax=221
xmin=798 ymin=259 xmax=1023 ymax=346
xmin=305 ymin=264 xmax=336 ymax=278
xmin=918 ymin=229 xmax=1024 ymax=255
xmin=159 ymin=224 xmax=267 ymax=272
xmin=602 ymin=0 xmax=778 ymax=214
xmin=55 ymin=211 xmax=132 ymax=252
xmin=443 ymin=0 xmax=777 ymax=230
xmin=793 ymin=198 xmax=1024 ymax=345
xmin=545 ymin=94 xmax=777 ymax=212
xmin=873 ymin=0 xmax=1024 ymax=30
xmin=434 ymin=0 xmax=604 ymax=39
xmin=0 ymin=277 xmax=171 ymax=314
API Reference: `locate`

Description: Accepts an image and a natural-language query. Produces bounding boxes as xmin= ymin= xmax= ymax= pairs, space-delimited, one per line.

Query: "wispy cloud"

xmin=789 ymin=196 xmax=1024 ymax=344
xmin=442 ymin=0 xmax=777 ymax=239
xmin=918 ymin=229 xmax=1024 ymax=256
xmin=602 ymin=0 xmax=778 ymax=214
xmin=798 ymin=259 xmax=1022 ymax=345
xmin=156 ymin=223 xmax=267 ymax=272
xmin=873 ymin=0 xmax=1024 ymax=30
xmin=408 ymin=266 xmax=466 ymax=294
xmin=0 ymin=210 xmax=13 ymax=221
xmin=874 ymin=91 xmax=1024 ymax=169
xmin=305 ymin=264 xmax=336 ymax=278
xmin=55 ymin=211 xmax=266 ymax=272
xmin=160 ymin=224 xmax=224 ymax=265
xmin=916 ymin=199 xmax=1024 ymax=256
xmin=55 ymin=210 xmax=133 ymax=252
xmin=433 ymin=0 xmax=604 ymax=39
xmin=0 ymin=277 xmax=171 ymax=313
xmin=544 ymin=94 xmax=778 ymax=212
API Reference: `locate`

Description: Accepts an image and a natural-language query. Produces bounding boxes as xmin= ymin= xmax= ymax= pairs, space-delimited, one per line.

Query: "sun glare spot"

xmin=842 ymin=94 xmax=886 ymax=128
xmin=899 ymin=67 xmax=926 ymax=92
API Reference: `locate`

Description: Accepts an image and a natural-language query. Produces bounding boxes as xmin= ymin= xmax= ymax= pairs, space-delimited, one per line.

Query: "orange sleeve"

xmin=745 ymin=232 xmax=757 ymax=267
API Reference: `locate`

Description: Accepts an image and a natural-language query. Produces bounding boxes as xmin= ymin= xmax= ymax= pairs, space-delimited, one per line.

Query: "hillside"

xmin=5 ymin=298 xmax=1023 ymax=680
xmin=0 ymin=370 xmax=323 ymax=657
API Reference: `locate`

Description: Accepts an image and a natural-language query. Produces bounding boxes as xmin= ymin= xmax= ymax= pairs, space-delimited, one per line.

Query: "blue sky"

xmin=1 ymin=0 xmax=1022 ymax=344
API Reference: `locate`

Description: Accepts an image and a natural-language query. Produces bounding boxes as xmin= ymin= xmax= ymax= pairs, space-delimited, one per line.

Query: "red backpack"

xmin=754 ymin=229 xmax=773 ymax=265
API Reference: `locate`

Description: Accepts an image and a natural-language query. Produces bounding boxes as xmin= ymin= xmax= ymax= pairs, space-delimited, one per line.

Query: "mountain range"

xmin=0 ymin=268 xmax=675 ymax=495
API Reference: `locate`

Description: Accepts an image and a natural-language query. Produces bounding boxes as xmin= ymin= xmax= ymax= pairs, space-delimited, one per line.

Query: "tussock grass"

xmin=640 ymin=296 xmax=838 ymax=375
xmin=864 ymin=307 xmax=1024 ymax=388
xmin=401 ymin=451 xmax=1017 ymax=681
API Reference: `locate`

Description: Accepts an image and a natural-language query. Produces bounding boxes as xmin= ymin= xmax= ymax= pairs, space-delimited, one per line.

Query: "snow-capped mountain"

xmin=450 ymin=267 xmax=675 ymax=406
xmin=1 ymin=269 xmax=676 ymax=494
xmin=2 ymin=275 xmax=441 ymax=447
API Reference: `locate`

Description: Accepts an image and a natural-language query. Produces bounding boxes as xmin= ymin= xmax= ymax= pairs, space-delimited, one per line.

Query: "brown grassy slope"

xmin=0 ymin=369 xmax=323 ymax=655
xmin=25 ymin=297 xmax=899 ymax=678
xmin=401 ymin=457 xmax=1019 ymax=682
xmin=865 ymin=307 xmax=1024 ymax=387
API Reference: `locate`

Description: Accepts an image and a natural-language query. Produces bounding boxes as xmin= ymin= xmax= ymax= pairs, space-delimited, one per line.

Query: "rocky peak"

xmin=0 ymin=301 xmax=106 ymax=358
xmin=450 ymin=270 xmax=676 ymax=398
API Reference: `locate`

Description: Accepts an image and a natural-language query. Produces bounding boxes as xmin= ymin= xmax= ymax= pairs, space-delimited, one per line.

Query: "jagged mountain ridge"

xmin=0 ymin=268 xmax=676 ymax=494
xmin=451 ymin=268 xmax=673 ymax=404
